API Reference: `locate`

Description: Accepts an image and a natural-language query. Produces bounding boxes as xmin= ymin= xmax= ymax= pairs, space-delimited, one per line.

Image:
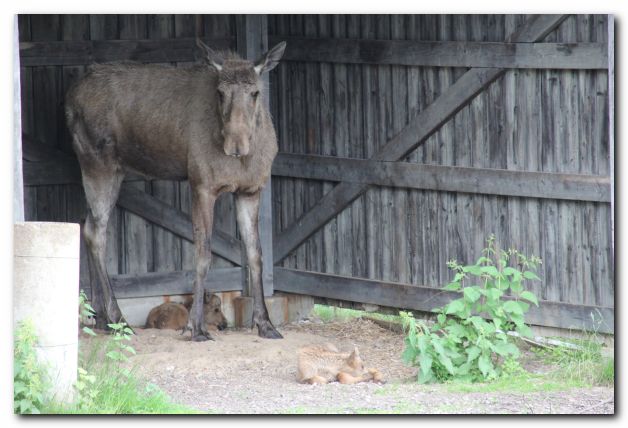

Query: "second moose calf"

xmin=145 ymin=291 xmax=228 ymax=332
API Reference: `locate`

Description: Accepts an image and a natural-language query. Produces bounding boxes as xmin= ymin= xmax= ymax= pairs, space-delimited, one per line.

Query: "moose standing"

xmin=65 ymin=40 xmax=287 ymax=341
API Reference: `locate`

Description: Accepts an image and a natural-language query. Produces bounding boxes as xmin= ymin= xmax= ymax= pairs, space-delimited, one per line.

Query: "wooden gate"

xmin=18 ymin=14 xmax=614 ymax=333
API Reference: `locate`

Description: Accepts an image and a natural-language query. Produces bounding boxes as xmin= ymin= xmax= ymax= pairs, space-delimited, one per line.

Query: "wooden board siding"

xmin=268 ymin=14 xmax=612 ymax=308
xmin=20 ymin=14 xmax=613 ymax=330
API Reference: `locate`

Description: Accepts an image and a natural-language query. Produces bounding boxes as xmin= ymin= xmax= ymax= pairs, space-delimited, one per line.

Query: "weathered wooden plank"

xmin=274 ymin=267 xmax=614 ymax=334
xmin=346 ymin=15 xmax=365 ymax=279
xmin=116 ymin=185 xmax=242 ymax=265
xmin=273 ymin=15 xmax=569 ymax=263
xmin=602 ymin=15 xmax=614 ymax=309
xmin=30 ymin=15 xmax=67 ymax=225
xmin=268 ymin=36 xmax=606 ymax=69
xmin=89 ymin=14 xmax=118 ymax=40
xmin=109 ymin=267 xmax=243 ymax=298
xmin=303 ymin=14 xmax=323 ymax=274
xmin=272 ymin=154 xmax=611 ymax=202
xmin=331 ymin=15 xmax=353 ymax=278
xmin=20 ymin=36 xmax=234 ymax=66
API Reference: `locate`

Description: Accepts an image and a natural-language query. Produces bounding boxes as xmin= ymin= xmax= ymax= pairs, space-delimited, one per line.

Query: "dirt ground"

xmin=93 ymin=318 xmax=614 ymax=414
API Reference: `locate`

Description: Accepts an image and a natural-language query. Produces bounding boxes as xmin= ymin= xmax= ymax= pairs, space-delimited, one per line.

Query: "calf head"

xmin=340 ymin=346 xmax=366 ymax=377
xmin=197 ymin=39 xmax=286 ymax=158
xmin=203 ymin=291 xmax=228 ymax=330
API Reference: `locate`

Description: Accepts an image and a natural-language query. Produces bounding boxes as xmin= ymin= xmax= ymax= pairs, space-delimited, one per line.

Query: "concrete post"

xmin=13 ymin=222 xmax=80 ymax=404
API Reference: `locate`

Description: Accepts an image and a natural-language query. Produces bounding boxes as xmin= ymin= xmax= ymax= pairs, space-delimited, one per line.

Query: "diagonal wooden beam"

xmin=273 ymin=15 xmax=569 ymax=264
xmin=116 ymin=186 xmax=242 ymax=265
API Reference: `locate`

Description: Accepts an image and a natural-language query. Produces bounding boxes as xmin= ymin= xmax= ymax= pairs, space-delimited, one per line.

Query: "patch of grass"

xmin=43 ymin=336 xmax=198 ymax=414
xmin=310 ymin=304 xmax=403 ymax=324
xmin=533 ymin=334 xmax=614 ymax=387
xmin=444 ymin=372 xmax=585 ymax=394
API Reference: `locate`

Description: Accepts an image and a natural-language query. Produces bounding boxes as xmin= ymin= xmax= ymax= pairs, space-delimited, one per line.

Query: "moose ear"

xmin=209 ymin=294 xmax=222 ymax=307
xmin=196 ymin=38 xmax=223 ymax=71
xmin=349 ymin=346 xmax=360 ymax=361
xmin=254 ymin=41 xmax=287 ymax=75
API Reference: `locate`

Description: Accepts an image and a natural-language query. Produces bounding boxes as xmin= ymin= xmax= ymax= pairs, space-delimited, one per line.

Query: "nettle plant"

xmin=401 ymin=235 xmax=542 ymax=384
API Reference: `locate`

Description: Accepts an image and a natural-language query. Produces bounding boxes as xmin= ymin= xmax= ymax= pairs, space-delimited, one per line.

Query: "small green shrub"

xmin=14 ymin=319 xmax=50 ymax=414
xmin=401 ymin=235 xmax=542 ymax=384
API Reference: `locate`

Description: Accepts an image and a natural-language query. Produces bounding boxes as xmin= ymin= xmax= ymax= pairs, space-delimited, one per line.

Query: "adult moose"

xmin=65 ymin=39 xmax=287 ymax=341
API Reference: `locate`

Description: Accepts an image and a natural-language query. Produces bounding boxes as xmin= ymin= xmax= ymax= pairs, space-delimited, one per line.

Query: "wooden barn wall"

xmin=268 ymin=14 xmax=613 ymax=307
xmin=19 ymin=14 xmax=239 ymax=288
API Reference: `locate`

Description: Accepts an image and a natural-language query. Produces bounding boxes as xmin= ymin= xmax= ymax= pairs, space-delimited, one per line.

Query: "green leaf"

xmin=480 ymin=266 xmax=499 ymax=277
xmin=466 ymin=346 xmax=481 ymax=362
xmin=516 ymin=324 xmax=534 ymax=339
xmin=476 ymin=256 xmax=492 ymax=265
xmin=401 ymin=346 xmax=418 ymax=365
xmin=486 ymin=288 xmax=503 ymax=301
xmin=503 ymin=300 xmax=524 ymax=315
xmin=20 ymin=399 xmax=32 ymax=413
xmin=523 ymin=271 xmax=541 ymax=281
xmin=418 ymin=353 xmax=433 ymax=377
xmin=440 ymin=355 xmax=456 ymax=375
xmin=417 ymin=334 xmax=429 ymax=354
xmin=519 ymin=291 xmax=539 ymax=306
xmin=478 ymin=354 xmax=492 ymax=378
xmin=445 ymin=299 xmax=465 ymax=315
xmin=82 ymin=326 xmax=97 ymax=336
xmin=445 ymin=323 xmax=467 ymax=338
xmin=468 ymin=316 xmax=486 ymax=332
xmin=418 ymin=368 xmax=434 ymax=384
xmin=493 ymin=341 xmax=520 ymax=357
xmin=510 ymin=281 xmax=523 ymax=293
xmin=437 ymin=313 xmax=446 ymax=325
xmin=453 ymin=272 xmax=465 ymax=282
xmin=13 ymin=382 xmax=27 ymax=395
xmin=517 ymin=301 xmax=530 ymax=313
xmin=463 ymin=287 xmax=482 ymax=303
xmin=463 ymin=265 xmax=483 ymax=276
xmin=502 ymin=267 xmax=518 ymax=277
xmin=444 ymin=282 xmax=461 ymax=292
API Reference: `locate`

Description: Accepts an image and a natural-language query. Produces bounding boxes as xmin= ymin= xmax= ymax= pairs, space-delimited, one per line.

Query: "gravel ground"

xmin=88 ymin=318 xmax=613 ymax=414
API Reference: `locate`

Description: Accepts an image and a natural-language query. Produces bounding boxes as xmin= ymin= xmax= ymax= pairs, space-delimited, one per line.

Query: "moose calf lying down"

xmin=145 ymin=291 xmax=227 ymax=331
xmin=297 ymin=343 xmax=384 ymax=385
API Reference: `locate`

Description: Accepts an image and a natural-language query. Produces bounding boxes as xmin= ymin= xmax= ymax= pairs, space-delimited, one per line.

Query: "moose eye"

xmin=217 ymin=90 xmax=225 ymax=102
xmin=214 ymin=308 xmax=220 ymax=313
xmin=252 ymin=90 xmax=260 ymax=99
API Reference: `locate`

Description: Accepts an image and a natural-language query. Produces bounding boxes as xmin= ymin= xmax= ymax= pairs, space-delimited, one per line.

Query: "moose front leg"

xmin=235 ymin=191 xmax=283 ymax=339
xmin=190 ymin=187 xmax=217 ymax=342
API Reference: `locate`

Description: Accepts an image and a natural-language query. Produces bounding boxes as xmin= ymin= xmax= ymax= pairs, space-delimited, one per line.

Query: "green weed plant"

xmin=401 ymin=235 xmax=542 ymax=384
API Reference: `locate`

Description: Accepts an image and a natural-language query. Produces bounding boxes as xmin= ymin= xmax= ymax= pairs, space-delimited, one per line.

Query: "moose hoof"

xmin=257 ymin=321 xmax=283 ymax=339
xmin=191 ymin=330 xmax=214 ymax=342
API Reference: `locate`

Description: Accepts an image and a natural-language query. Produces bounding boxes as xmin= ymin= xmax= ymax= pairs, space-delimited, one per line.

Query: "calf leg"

xmin=189 ymin=187 xmax=217 ymax=342
xmin=81 ymin=169 xmax=125 ymax=329
xmin=305 ymin=376 xmax=328 ymax=385
xmin=235 ymin=192 xmax=282 ymax=339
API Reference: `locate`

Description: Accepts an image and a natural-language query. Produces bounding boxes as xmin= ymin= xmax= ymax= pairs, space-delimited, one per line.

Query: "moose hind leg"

xmin=81 ymin=169 xmax=125 ymax=329
xmin=235 ymin=192 xmax=282 ymax=339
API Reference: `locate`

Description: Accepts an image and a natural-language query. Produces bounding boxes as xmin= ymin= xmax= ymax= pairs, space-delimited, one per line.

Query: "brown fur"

xmin=145 ymin=291 xmax=228 ymax=331
xmin=296 ymin=344 xmax=384 ymax=385
xmin=65 ymin=40 xmax=286 ymax=340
